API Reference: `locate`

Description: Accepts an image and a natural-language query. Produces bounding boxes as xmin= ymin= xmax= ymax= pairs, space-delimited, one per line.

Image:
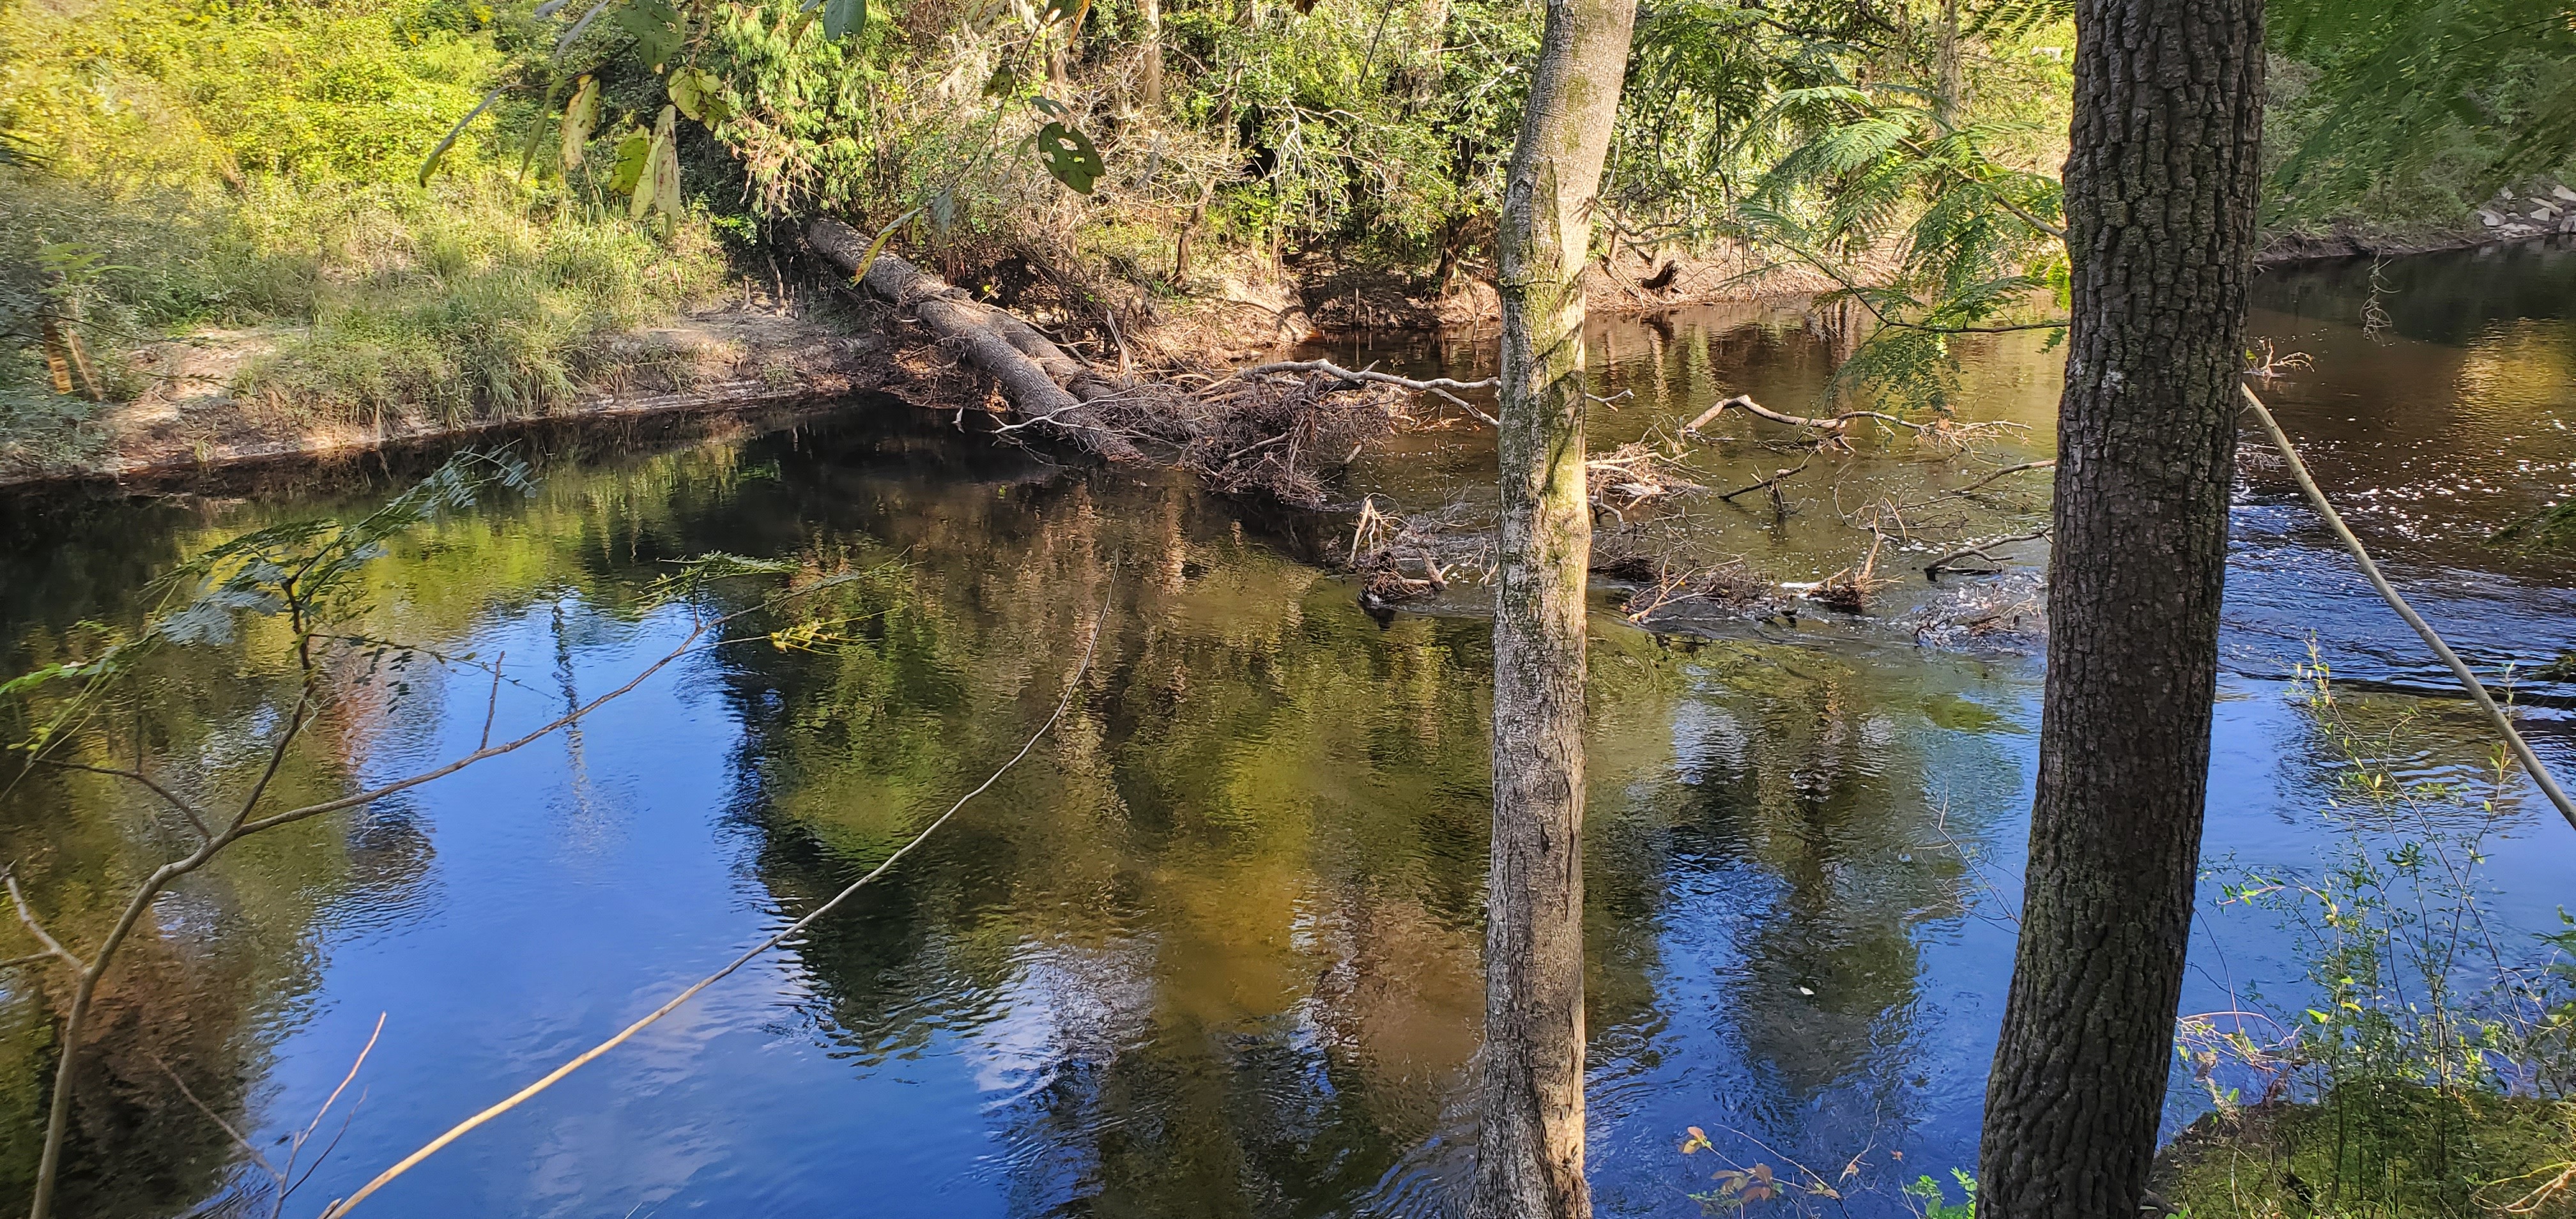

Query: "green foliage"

xmin=2266 ymin=0 xmax=2576 ymax=227
xmin=1903 ymin=1170 xmax=1977 ymax=1219
xmin=4 ymin=449 xmax=533 ymax=756
xmin=2173 ymin=654 xmax=2576 ymax=1217
xmin=0 ymin=0 xmax=736 ymax=469
xmin=1616 ymin=4 xmax=2072 ymax=411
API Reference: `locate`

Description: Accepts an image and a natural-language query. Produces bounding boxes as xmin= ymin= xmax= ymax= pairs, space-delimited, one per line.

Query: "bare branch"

xmin=1925 ymin=526 xmax=2052 ymax=577
xmin=1940 ymin=459 xmax=2056 ymax=498
xmin=1238 ymin=360 xmax=1501 ymax=422
xmin=148 ymin=1054 xmax=279 ymax=1180
xmin=3 ymin=871 xmax=81 ymax=972
xmin=233 ymin=618 xmax=710 ymax=838
xmin=2241 ymin=383 xmax=2576 ymax=831
xmin=29 ymin=759 xmax=211 ymax=839
xmin=478 ymin=653 xmax=505 ymax=752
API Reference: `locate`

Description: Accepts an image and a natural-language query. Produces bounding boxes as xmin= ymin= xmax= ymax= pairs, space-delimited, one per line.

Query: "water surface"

xmin=1 ymin=237 xmax=2571 ymax=1218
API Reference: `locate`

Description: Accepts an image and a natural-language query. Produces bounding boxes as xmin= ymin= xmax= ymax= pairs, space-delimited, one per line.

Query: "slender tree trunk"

xmin=1933 ymin=0 xmax=1965 ymax=127
xmin=1976 ymin=0 xmax=2264 ymax=1215
xmin=1475 ymin=0 xmax=1633 ymax=1216
xmin=1140 ymin=0 xmax=1163 ymax=112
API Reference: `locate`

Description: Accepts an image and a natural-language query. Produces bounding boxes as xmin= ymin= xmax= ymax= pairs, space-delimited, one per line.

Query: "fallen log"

xmin=807 ymin=218 xmax=1144 ymax=462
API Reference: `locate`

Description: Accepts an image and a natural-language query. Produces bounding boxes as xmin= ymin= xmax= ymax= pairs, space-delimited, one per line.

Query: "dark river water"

xmin=1 ymin=237 xmax=2571 ymax=1218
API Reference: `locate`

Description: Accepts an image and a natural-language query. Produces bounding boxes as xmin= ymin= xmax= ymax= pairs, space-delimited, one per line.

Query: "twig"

xmin=3 ymin=871 xmax=80 ymax=970
xmin=1238 ymin=359 xmax=1500 ymax=422
xmin=1938 ymin=459 xmax=2055 ymax=498
xmin=1925 ymin=526 xmax=2051 ymax=577
xmin=29 ymin=759 xmax=211 ymax=839
xmin=1719 ymin=454 xmax=1818 ymax=503
xmin=478 ymin=652 xmax=505 ymax=751
xmin=2241 ymin=383 xmax=2576 ymax=831
xmin=318 ymin=587 xmax=1117 ymax=1219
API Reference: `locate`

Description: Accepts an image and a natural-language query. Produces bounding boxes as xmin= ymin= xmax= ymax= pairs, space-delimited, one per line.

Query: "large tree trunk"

xmin=806 ymin=219 xmax=1144 ymax=463
xmin=1976 ymin=0 xmax=2264 ymax=1215
xmin=1474 ymin=0 xmax=1634 ymax=1216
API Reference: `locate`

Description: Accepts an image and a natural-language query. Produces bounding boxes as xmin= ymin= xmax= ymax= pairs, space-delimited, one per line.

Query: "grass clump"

xmin=0 ymin=0 xmax=728 ymax=478
xmin=230 ymin=180 xmax=727 ymax=429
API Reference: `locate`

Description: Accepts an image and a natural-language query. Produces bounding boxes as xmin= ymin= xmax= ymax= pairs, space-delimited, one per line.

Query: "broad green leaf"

xmin=632 ymin=105 xmax=681 ymax=233
xmin=652 ymin=134 xmax=684 ymax=231
xmin=610 ymin=129 xmax=651 ymax=195
xmin=611 ymin=0 xmax=684 ymax=68
xmin=821 ymin=0 xmax=865 ymax=41
xmin=668 ymin=67 xmax=730 ymax=125
xmin=1033 ymin=121 xmax=1103 ymax=194
xmin=559 ymin=75 xmax=601 ymax=169
xmin=982 ymin=63 xmax=1018 ymax=98
xmin=669 ymin=68 xmax=705 ymax=120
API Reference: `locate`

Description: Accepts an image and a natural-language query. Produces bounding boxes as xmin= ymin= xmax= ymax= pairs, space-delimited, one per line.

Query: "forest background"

xmin=1 ymin=0 xmax=2573 ymax=478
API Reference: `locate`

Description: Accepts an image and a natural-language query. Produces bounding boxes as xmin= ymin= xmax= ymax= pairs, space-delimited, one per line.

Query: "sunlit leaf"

xmin=610 ymin=128 xmax=651 ymax=195
xmin=611 ymin=0 xmax=684 ymax=68
xmin=1033 ymin=121 xmax=1103 ymax=194
xmin=558 ymin=75 xmax=601 ymax=169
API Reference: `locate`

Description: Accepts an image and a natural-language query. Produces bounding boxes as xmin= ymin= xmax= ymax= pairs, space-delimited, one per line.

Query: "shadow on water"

xmin=0 ymin=238 xmax=2565 ymax=1218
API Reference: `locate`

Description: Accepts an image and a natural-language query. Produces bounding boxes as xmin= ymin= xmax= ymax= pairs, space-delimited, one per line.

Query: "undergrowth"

xmin=2160 ymin=653 xmax=2576 ymax=1218
xmin=0 ymin=0 xmax=728 ymax=477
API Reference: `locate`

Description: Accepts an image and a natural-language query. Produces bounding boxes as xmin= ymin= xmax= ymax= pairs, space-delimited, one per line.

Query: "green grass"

xmin=0 ymin=0 xmax=732 ymax=478
xmin=2159 ymin=1087 xmax=2576 ymax=1218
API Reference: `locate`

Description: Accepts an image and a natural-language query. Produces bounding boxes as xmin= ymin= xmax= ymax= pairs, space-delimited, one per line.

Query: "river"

xmin=0 ymin=236 xmax=2570 ymax=1218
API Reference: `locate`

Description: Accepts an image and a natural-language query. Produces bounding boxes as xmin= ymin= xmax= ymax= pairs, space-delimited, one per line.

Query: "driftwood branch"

xmin=1719 ymin=454 xmax=1818 ymax=504
xmin=1925 ymin=526 xmax=2052 ymax=577
xmin=1238 ymin=360 xmax=1501 ymax=424
xmin=1942 ymin=459 xmax=2056 ymax=498
xmin=808 ymin=218 xmax=1144 ymax=463
xmin=1685 ymin=394 xmax=1928 ymax=437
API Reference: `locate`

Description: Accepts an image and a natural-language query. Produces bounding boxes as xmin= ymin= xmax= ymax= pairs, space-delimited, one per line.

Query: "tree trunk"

xmin=1933 ymin=0 xmax=1965 ymax=127
xmin=1140 ymin=0 xmax=1163 ymax=112
xmin=806 ymin=219 xmax=1144 ymax=463
xmin=1976 ymin=0 xmax=2264 ymax=1215
xmin=1474 ymin=0 xmax=1634 ymax=1216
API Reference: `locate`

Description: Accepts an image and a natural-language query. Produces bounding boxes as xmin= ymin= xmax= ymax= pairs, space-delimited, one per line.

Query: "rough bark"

xmin=1976 ymin=0 xmax=2264 ymax=1215
xmin=1475 ymin=0 xmax=1634 ymax=1216
xmin=807 ymin=218 xmax=1142 ymax=463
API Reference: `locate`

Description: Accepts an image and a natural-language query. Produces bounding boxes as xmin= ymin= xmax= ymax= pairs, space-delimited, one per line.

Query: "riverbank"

xmin=10 ymin=221 xmax=2568 ymax=493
